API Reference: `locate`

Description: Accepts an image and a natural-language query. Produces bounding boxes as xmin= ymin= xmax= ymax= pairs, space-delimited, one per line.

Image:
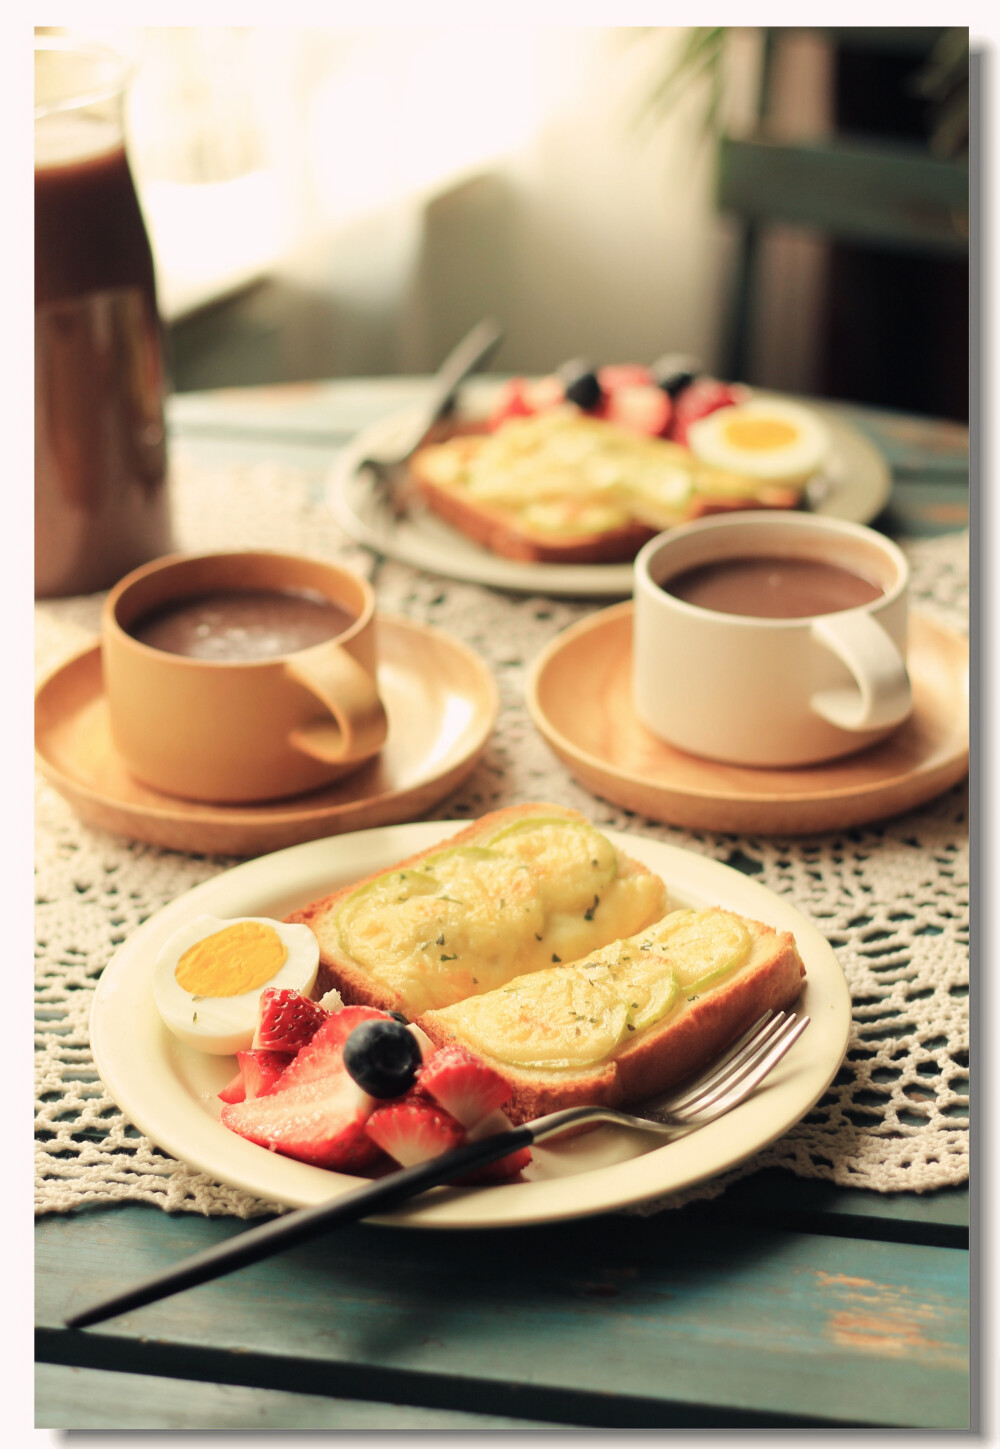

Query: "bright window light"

xmin=309 ymin=28 xmax=542 ymax=224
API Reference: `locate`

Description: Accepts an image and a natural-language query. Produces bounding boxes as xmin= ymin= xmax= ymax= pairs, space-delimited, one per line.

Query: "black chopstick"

xmin=65 ymin=1124 xmax=535 ymax=1329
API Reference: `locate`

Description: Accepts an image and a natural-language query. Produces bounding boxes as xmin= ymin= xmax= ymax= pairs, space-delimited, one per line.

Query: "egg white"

xmin=152 ymin=914 xmax=320 ymax=1055
xmin=685 ymin=399 xmax=830 ymax=484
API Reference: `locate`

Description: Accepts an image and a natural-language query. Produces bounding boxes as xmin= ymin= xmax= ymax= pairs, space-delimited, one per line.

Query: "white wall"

xmin=356 ymin=27 xmax=769 ymax=378
xmin=88 ymin=25 xmax=832 ymax=384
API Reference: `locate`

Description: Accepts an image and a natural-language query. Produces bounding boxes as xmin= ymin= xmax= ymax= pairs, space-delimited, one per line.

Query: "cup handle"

xmin=284 ymin=648 xmax=388 ymax=765
xmin=809 ymin=611 xmax=912 ymax=733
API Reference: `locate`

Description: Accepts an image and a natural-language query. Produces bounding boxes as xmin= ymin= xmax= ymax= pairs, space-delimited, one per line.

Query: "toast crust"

xmin=417 ymin=913 xmax=806 ymax=1124
xmin=408 ymin=426 xmax=802 ymax=566
xmin=413 ymin=462 xmax=658 ymax=564
xmin=285 ymin=804 xmax=667 ymax=1018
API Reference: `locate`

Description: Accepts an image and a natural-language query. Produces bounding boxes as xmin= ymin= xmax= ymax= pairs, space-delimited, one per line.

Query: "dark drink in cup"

xmin=35 ymin=41 xmax=171 ymax=597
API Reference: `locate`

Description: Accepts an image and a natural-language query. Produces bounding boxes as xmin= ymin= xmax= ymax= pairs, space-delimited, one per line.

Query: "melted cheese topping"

xmin=426 ymin=908 xmax=754 ymax=1071
xmin=415 ymin=410 xmax=806 ymax=533
xmin=333 ymin=815 xmax=667 ymax=1015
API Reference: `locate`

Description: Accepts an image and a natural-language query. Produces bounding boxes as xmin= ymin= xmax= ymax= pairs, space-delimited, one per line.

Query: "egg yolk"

xmin=722 ymin=418 xmax=799 ymax=452
xmin=174 ymin=922 xmax=288 ymax=997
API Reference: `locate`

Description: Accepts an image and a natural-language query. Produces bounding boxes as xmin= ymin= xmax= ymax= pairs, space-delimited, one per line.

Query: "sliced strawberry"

xmin=455 ymin=1147 xmax=532 ymax=1185
xmin=221 ymin=1072 xmax=382 ymax=1171
xmin=271 ymin=1006 xmax=392 ymax=1092
xmin=365 ymin=1096 xmax=466 ymax=1168
xmin=601 ymin=384 xmax=673 ymax=438
xmin=237 ymin=1048 xmax=294 ymax=1100
xmin=252 ymin=988 xmax=329 ymax=1053
xmin=488 ymin=377 xmax=536 ymax=430
xmin=526 ymin=375 xmax=565 ymax=411
xmin=598 ymin=363 xmax=655 ymax=390
xmin=669 ymin=377 xmax=741 ymax=446
xmin=217 ymin=1068 xmax=246 ymax=1105
xmin=418 ymin=1045 xmax=511 ymax=1128
xmin=454 ymin=1110 xmax=532 ymax=1184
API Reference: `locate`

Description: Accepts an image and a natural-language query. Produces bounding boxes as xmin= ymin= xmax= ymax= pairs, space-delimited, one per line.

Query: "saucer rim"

xmin=526 ymin=602 xmax=968 ymax=828
xmin=34 ymin=614 xmax=499 ymax=844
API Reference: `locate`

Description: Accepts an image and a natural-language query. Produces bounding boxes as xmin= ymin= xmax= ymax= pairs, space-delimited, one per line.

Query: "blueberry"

xmin=557 ymin=358 xmax=603 ymax=411
xmin=343 ymin=1019 xmax=422 ymax=1098
xmin=651 ymin=353 xmax=702 ymax=398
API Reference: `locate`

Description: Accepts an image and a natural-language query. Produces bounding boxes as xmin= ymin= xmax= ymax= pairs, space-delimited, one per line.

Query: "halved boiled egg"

xmin=685 ymin=398 xmax=830 ymax=485
xmin=153 ymin=915 xmax=320 ymax=1054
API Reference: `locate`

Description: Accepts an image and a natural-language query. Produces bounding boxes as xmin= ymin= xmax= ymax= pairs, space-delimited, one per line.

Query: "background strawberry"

xmin=669 ymin=377 xmax=742 ymax=446
xmin=599 ymin=385 xmax=673 ymax=437
xmin=488 ymin=377 xmax=535 ymax=430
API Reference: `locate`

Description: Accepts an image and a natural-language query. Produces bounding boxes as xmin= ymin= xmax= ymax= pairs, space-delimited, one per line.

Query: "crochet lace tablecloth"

xmin=35 ymin=449 xmax=970 ymax=1218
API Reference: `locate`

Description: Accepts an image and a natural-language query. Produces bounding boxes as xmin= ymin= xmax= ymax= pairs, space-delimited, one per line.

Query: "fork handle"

xmin=426 ymin=317 xmax=504 ymax=418
xmin=65 ymin=1124 xmax=535 ymax=1330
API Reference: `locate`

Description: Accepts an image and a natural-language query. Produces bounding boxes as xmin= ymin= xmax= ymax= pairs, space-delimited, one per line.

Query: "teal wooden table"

xmin=35 ymin=379 xmax=971 ymax=1430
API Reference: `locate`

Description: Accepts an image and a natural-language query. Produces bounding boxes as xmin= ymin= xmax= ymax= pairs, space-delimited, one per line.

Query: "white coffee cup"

xmin=632 ymin=512 xmax=912 ymax=767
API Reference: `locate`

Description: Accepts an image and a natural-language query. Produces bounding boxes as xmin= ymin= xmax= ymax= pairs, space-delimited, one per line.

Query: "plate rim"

xmin=34 ymin=614 xmax=500 ymax=830
xmin=526 ymin=603 xmax=969 ymax=811
xmin=326 ymin=386 xmax=892 ymax=599
xmin=88 ymin=820 xmax=852 ymax=1228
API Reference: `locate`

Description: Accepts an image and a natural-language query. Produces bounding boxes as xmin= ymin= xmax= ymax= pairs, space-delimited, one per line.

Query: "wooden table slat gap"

xmin=32 ymin=1330 xmax=898 ymax=1431
xmin=34 ymin=1361 xmax=556 ymax=1432
xmin=695 ymin=1201 xmax=967 ymax=1250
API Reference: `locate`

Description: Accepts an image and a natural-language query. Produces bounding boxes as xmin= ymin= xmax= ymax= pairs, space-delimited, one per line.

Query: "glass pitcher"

xmin=35 ymin=37 xmax=171 ymax=597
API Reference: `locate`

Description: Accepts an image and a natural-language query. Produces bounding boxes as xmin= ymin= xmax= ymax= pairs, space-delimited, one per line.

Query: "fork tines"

xmin=667 ymin=1011 xmax=810 ymax=1122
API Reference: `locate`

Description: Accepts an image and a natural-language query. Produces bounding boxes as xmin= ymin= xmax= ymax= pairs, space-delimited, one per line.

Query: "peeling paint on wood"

xmin=815 ymin=1269 xmax=967 ymax=1371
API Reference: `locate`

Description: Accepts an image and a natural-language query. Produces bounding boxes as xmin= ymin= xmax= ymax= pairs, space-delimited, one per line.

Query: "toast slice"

xmin=409 ymin=411 xmax=802 ymax=565
xmin=286 ymin=804 xmax=668 ymax=1019
xmin=417 ymin=907 xmax=806 ymax=1124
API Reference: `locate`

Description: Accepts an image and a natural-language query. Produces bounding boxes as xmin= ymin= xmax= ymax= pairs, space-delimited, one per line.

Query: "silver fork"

xmin=65 ymin=1008 xmax=807 ymax=1329
xmin=521 ymin=1008 xmax=810 ymax=1147
xmin=358 ymin=316 xmax=503 ymax=521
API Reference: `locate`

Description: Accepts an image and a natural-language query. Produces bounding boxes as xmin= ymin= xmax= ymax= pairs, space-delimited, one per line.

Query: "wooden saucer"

xmin=526 ymin=603 xmax=968 ymax=835
xmin=35 ymin=615 xmax=498 ymax=857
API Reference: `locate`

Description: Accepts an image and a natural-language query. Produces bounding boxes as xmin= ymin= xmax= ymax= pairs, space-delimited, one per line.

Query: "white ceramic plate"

xmin=326 ymin=381 xmax=892 ymax=598
xmin=90 ymin=821 xmax=851 ymax=1227
xmin=91 ymin=828 xmax=846 ymax=1222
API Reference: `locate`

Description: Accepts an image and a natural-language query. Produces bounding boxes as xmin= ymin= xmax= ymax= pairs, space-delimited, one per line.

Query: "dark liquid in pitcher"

xmin=35 ymin=124 xmax=170 ymax=596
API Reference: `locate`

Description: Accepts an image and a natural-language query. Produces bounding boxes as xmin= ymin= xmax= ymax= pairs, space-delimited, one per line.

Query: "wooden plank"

xmin=717 ymin=135 xmax=969 ymax=256
xmin=699 ymin=1169 xmax=968 ymax=1245
xmin=36 ymin=1204 xmax=969 ymax=1429
xmin=35 ymin=1362 xmax=554 ymax=1431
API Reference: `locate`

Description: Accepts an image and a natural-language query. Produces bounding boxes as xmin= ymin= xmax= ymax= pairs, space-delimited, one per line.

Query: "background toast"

xmin=409 ymin=425 xmax=802 ymax=565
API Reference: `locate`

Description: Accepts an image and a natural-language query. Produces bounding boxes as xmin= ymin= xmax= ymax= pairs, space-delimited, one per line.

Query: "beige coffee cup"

xmin=103 ymin=551 xmax=388 ymax=803
xmin=632 ymin=513 xmax=912 ymax=767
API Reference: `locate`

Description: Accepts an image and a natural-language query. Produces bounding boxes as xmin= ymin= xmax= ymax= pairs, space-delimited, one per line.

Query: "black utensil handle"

xmin=65 ymin=1124 xmax=535 ymax=1330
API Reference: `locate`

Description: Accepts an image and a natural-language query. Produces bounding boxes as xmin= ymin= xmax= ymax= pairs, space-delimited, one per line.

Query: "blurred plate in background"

xmin=327 ymin=382 xmax=892 ymax=598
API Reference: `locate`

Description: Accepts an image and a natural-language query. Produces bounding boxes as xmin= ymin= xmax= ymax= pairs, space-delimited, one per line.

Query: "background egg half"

xmin=152 ymin=914 xmax=320 ymax=1054
xmin=685 ymin=398 xmax=831 ymax=485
